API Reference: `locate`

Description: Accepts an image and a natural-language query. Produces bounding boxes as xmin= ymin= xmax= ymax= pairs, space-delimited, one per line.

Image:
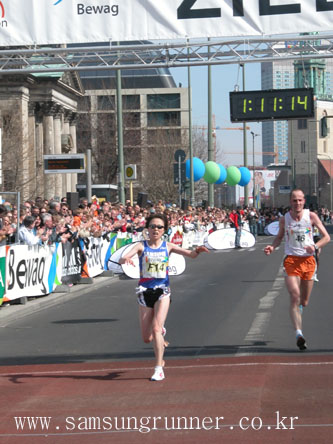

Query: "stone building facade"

xmin=76 ymin=86 xmax=189 ymax=203
xmin=273 ymin=100 xmax=333 ymax=209
xmin=0 ymin=73 xmax=83 ymax=201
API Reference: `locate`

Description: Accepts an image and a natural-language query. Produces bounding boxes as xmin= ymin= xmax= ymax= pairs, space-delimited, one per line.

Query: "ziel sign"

xmin=178 ymin=0 xmax=309 ymax=19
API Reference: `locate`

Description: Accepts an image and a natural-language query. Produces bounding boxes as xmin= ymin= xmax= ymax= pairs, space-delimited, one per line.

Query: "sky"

xmin=170 ymin=62 xmax=263 ymax=168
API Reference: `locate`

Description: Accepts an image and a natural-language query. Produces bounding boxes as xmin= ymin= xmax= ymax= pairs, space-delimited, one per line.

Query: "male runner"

xmin=264 ymin=189 xmax=330 ymax=350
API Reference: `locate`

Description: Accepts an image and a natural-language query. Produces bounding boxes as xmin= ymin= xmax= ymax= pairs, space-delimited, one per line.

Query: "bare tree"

xmin=190 ymin=127 xmax=227 ymax=206
xmin=94 ymin=112 xmax=118 ymax=184
xmin=191 ymin=128 xmax=209 ymax=204
xmin=1 ymin=110 xmax=34 ymax=200
xmin=76 ymin=95 xmax=118 ymax=185
xmin=140 ymin=126 xmax=185 ymax=203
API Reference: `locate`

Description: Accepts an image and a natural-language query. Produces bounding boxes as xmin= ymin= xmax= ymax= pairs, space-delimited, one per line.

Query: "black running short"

xmin=137 ymin=287 xmax=171 ymax=308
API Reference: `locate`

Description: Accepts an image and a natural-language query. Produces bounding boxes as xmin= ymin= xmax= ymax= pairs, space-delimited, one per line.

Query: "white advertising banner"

xmin=80 ymin=237 xmax=104 ymax=278
xmin=238 ymin=170 xmax=276 ymax=205
xmin=5 ymin=244 xmax=62 ymax=300
xmin=0 ymin=1 xmax=333 ymax=46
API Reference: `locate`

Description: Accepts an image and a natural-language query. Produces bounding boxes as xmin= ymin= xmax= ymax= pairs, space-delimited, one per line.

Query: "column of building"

xmin=28 ymin=103 xmax=37 ymax=199
xmin=42 ymin=102 xmax=57 ymax=201
xmin=19 ymin=88 xmax=31 ymax=202
xmin=69 ymin=112 xmax=78 ymax=193
xmin=53 ymin=105 xmax=64 ymax=200
xmin=35 ymin=112 xmax=45 ymax=199
xmin=62 ymin=111 xmax=71 ymax=197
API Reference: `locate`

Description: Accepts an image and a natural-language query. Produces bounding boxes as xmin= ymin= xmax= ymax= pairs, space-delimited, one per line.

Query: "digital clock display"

xmin=229 ymin=88 xmax=314 ymax=122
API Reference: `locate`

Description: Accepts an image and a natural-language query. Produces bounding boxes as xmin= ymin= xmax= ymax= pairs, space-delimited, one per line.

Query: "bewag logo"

xmin=0 ymin=0 xmax=7 ymax=28
xmin=0 ymin=1 xmax=5 ymax=18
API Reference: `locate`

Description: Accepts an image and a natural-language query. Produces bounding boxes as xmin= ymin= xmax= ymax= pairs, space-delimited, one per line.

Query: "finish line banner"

xmin=0 ymin=1 xmax=333 ymax=46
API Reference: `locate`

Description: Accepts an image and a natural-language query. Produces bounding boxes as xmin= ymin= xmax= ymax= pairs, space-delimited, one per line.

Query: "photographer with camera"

xmin=229 ymin=207 xmax=244 ymax=249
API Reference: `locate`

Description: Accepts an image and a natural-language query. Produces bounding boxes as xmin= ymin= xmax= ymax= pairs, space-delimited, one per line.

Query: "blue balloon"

xmin=185 ymin=157 xmax=205 ymax=182
xmin=215 ymin=164 xmax=227 ymax=184
xmin=238 ymin=167 xmax=251 ymax=186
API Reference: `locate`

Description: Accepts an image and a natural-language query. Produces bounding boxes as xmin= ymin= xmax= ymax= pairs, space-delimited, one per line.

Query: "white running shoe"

xmin=151 ymin=366 xmax=165 ymax=381
xmin=162 ymin=326 xmax=166 ymax=337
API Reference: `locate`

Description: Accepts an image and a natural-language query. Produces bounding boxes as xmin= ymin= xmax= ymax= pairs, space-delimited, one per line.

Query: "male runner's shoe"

xmin=299 ymin=304 xmax=303 ymax=315
xmin=151 ymin=367 xmax=165 ymax=381
xmin=296 ymin=335 xmax=307 ymax=351
xmin=162 ymin=327 xmax=166 ymax=337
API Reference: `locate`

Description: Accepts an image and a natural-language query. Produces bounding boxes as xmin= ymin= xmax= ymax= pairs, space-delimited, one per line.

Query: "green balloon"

xmin=203 ymin=161 xmax=220 ymax=184
xmin=226 ymin=166 xmax=241 ymax=186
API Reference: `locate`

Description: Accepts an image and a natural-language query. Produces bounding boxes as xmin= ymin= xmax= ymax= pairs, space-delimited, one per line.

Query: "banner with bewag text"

xmin=0 ymin=1 xmax=333 ymax=46
xmin=4 ymin=244 xmax=62 ymax=300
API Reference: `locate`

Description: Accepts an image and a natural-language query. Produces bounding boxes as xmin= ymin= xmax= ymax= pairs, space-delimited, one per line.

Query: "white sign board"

xmin=79 ymin=237 xmax=104 ymax=278
xmin=207 ymin=228 xmax=255 ymax=250
xmin=238 ymin=170 xmax=276 ymax=204
xmin=0 ymin=1 xmax=333 ymax=46
xmin=5 ymin=244 xmax=62 ymax=299
xmin=279 ymin=185 xmax=292 ymax=194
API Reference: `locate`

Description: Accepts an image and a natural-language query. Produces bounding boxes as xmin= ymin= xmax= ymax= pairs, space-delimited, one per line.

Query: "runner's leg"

xmin=151 ymin=297 xmax=170 ymax=367
xmin=139 ymin=305 xmax=154 ymax=343
xmin=299 ymin=279 xmax=314 ymax=307
xmin=285 ymin=275 xmax=302 ymax=331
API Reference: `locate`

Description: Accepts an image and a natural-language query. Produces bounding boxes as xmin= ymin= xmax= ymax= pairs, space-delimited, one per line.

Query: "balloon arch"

xmin=185 ymin=158 xmax=251 ymax=187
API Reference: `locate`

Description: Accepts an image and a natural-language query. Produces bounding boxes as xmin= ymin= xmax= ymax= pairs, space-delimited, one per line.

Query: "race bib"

xmin=287 ymin=226 xmax=313 ymax=248
xmin=142 ymin=253 xmax=169 ymax=279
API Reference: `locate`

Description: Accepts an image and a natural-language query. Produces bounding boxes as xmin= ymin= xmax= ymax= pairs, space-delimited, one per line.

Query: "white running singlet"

xmin=284 ymin=209 xmax=314 ymax=257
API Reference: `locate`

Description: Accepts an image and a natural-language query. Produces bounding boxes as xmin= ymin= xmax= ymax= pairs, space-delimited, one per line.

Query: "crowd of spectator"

xmin=0 ymin=195 xmax=332 ymax=246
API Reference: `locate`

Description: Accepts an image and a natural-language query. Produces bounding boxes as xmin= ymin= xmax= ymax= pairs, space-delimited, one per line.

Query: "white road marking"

xmin=1 ymin=360 xmax=333 ymax=378
xmin=236 ymin=265 xmax=285 ymax=355
xmin=1 ymin=422 xmax=333 ymax=438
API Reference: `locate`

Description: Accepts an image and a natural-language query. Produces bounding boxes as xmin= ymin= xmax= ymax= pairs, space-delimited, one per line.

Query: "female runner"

xmin=119 ymin=213 xmax=208 ymax=381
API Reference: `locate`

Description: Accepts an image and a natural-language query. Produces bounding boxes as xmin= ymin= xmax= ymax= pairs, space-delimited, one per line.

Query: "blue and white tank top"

xmin=138 ymin=240 xmax=169 ymax=289
xmin=284 ymin=209 xmax=314 ymax=257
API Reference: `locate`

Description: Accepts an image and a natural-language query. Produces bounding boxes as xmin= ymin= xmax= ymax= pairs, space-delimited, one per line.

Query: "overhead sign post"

xmin=43 ymin=154 xmax=85 ymax=174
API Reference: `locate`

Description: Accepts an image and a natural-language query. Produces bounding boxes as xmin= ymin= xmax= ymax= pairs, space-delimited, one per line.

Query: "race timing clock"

xmin=229 ymin=88 xmax=314 ymax=122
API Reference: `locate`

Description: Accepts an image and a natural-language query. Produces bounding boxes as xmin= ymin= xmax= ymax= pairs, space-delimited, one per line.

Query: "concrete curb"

xmin=0 ymin=273 xmax=121 ymax=327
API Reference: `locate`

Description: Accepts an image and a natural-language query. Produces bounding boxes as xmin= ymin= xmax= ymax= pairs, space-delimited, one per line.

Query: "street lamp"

xmin=318 ymin=153 xmax=332 ymax=211
xmin=308 ymin=119 xmax=322 ymax=198
xmin=251 ymin=131 xmax=260 ymax=208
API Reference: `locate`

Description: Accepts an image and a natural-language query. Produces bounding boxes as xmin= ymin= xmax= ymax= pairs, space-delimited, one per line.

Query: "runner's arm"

xmin=118 ymin=242 xmax=144 ymax=265
xmin=167 ymin=242 xmax=209 ymax=258
xmin=310 ymin=212 xmax=330 ymax=251
xmin=264 ymin=217 xmax=285 ymax=255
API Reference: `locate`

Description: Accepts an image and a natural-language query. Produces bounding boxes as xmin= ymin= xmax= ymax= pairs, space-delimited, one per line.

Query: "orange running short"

xmin=283 ymin=255 xmax=316 ymax=281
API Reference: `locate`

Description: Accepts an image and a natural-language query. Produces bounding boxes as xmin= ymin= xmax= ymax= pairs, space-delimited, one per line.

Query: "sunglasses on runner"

xmin=149 ymin=224 xmax=164 ymax=229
